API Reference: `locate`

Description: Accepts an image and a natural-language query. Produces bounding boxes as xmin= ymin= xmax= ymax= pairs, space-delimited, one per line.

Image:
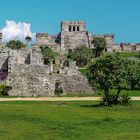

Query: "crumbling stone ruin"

xmin=36 ymin=21 xmax=114 ymax=53
xmin=0 ymin=46 xmax=93 ymax=96
xmin=0 ymin=21 xmax=139 ymax=97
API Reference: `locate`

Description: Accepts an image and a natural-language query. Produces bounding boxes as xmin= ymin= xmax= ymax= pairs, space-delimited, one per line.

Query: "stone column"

xmin=49 ymin=59 xmax=53 ymax=73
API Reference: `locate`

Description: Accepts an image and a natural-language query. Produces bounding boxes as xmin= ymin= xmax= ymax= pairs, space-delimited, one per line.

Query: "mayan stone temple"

xmin=0 ymin=21 xmax=140 ymax=97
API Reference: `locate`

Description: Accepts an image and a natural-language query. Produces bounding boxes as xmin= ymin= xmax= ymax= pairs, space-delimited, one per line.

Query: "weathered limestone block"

xmin=30 ymin=47 xmax=44 ymax=65
xmin=135 ymin=44 xmax=140 ymax=51
xmin=0 ymin=48 xmax=10 ymax=71
xmin=8 ymin=64 xmax=51 ymax=76
xmin=61 ymin=31 xmax=89 ymax=53
xmin=6 ymin=74 xmax=55 ymax=97
xmin=6 ymin=64 xmax=54 ymax=96
xmin=54 ymin=74 xmax=93 ymax=95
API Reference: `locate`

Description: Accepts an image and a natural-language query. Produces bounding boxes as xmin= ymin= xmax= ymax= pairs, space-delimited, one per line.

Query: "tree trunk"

xmin=115 ymin=88 xmax=121 ymax=102
xmin=95 ymin=49 xmax=98 ymax=57
xmin=104 ymin=89 xmax=110 ymax=106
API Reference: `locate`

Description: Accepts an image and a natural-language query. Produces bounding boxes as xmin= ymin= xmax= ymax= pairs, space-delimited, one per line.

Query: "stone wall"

xmin=1 ymin=46 xmax=93 ymax=97
xmin=60 ymin=21 xmax=93 ymax=53
xmin=0 ymin=47 xmax=9 ymax=71
xmin=30 ymin=47 xmax=44 ymax=65
xmin=36 ymin=33 xmax=61 ymax=52
xmin=135 ymin=44 xmax=140 ymax=51
xmin=120 ymin=43 xmax=133 ymax=51
xmin=6 ymin=64 xmax=53 ymax=97
xmin=60 ymin=31 xmax=90 ymax=53
xmin=54 ymin=74 xmax=93 ymax=95
xmin=61 ymin=21 xmax=86 ymax=32
xmin=35 ymin=21 xmax=93 ymax=54
xmin=93 ymin=34 xmax=114 ymax=52
xmin=6 ymin=62 xmax=93 ymax=96
xmin=36 ymin=33 xmax=54 ymax=45
xmin=113 ymin=44 xmax=122 ymax=52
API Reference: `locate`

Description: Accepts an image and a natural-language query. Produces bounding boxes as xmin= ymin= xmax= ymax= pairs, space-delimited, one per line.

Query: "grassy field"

xmin=0 ymin=101 xmax=140 ymax=140
xmin=59 ymin=89 xmax=140 ymax=97
xmin=94 ymin=89 xmax=140 ymax=97
xmin=118 ymin=51 xmax=140 ymax=58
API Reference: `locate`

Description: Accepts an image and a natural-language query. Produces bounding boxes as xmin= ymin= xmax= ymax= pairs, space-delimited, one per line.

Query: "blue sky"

xmin=0 ymin=0 xmax=140 ymax=43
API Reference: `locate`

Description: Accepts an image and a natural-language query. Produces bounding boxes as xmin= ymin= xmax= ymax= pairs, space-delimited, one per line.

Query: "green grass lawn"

xmin=118 ymin=51 xmax=140 ymax=58
xmin=94 ymin=89 xmax=140 ymax=97
xmin=0 ymin=101 xmax=140 ymax=140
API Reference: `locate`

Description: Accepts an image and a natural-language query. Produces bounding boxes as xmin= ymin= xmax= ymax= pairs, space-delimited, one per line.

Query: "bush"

xmin=100 ymin=94 xmax=131 ymax=106
xmin=120 ymin=94 xmax=131 ymax=106
xmin=6 ymin=40 xmax=27 ymax=49
xmin=0 ymin=83 xmax=7 ymax=96
xmin=67 ymin=46 xmax=93 ymax=67
xmin=40 ymin=46 xmax=59 ymax=65
xmin=88 ymin=53 xmax=139 ymax=106
xmin=92 ymin=37 xmax=106 ymax=57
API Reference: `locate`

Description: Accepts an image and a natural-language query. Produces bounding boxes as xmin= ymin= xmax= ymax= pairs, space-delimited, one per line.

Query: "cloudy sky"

xmin=0 ymin=0 xmax=140 ymax=43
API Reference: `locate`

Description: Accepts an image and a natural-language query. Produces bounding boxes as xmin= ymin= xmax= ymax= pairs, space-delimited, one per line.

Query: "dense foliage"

xmin=92 ymin=37 xmax=106 ymax=57
xmin=6 ymin=40 xmax=27 ymax=49
xmin=88 ymin=53 xmax=140 ymax=106
xmin=40 ymin=46 xmax=59 ymax=64
xmin=67 ymin=46 xmax=93 ymax=67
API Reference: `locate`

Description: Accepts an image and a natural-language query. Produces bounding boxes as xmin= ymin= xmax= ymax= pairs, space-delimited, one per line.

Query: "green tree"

xmin=92 ymin=37 xmax=106 ymax=57
xmin=88 ymin=53 xmax=140 ymax=106
xmin=67 ymin=46 xmax=93 ymax=67
xmin=126 ymin=59 xmax=140 ymax=89
xmin=6 ymin=40 xmax=27 ymax=49
xmin=40 ymin=46 xmax=59 ymax=64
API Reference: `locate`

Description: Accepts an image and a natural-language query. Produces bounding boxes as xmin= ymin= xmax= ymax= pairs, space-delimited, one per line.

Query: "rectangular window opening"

xmin=77 ymin=26 xmax=80 ymax=31
xmin=73 ymin=26 xmax=75 ymax=31
xmin=69 ymin=26 xmax=72 ymax=32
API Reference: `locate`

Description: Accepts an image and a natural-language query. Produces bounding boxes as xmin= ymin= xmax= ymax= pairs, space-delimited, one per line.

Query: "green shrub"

xmin=79 ymin=68 xmax=89 ymax=77
xmin=0 ymin=83 xmax=7 ymax=96
xmin=40 ymin=46 xmax=59 ymax=64
xmin=67 ymin=46 xmax=93 ymax=67
xmin=6 ymin=40 xmax=27 ymax=49
xmin=118 ymin=51 xmax=139 ymax=58
xmin=92 ymin=37 xmax=107 ymax=57
xmin=100 ymin=94 xmax=131 ymax=106
xmin=120 ymin=94 xmax=131 ymax=106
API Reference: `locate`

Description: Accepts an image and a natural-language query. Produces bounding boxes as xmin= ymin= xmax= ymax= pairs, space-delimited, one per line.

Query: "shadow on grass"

xmin=80 ymin=104 xmax=102 ymax=108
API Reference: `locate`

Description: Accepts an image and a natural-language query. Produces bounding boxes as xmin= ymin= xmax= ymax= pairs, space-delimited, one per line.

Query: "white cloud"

xmin=1 ymin=20 xmax=36 ymax=43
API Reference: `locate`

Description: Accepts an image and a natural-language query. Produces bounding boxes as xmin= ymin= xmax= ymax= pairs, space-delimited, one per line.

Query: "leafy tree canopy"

xmin=40 ymin=46 xmax=59 ymax=64
xmin=67 ymin=46 xmax=93 ymax=67
xmin=88 ymin=53 xmax=140 ymax=106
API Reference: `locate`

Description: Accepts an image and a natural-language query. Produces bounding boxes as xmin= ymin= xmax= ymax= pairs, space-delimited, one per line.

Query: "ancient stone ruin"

xmin=0 ymin=21 xmax=139 ymax=96
xmin=0 ymin=46 xmax=93 ymax=97
xmin=35 ymin=21 xmax=140 ymax=53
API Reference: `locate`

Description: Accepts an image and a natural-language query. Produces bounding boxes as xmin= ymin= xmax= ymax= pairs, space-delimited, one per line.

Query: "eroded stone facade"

xmin=0 ymin=46 xmax=93 ymax=96
xmin=36 ymin=21 xmax=113 ymax=54
xmin=0 ymin=20 xmax=139 ymax=96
